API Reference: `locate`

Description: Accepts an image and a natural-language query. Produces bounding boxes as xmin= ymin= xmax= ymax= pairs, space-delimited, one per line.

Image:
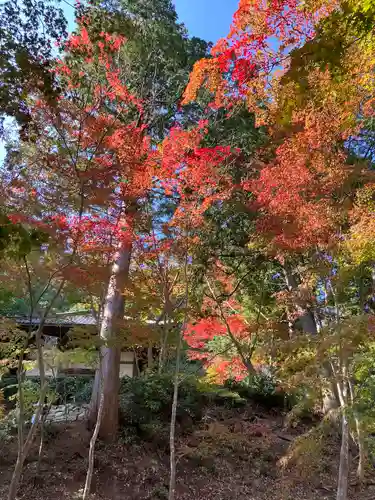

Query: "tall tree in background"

xmin=84 ymin=0 xmax=210 ymax=136
xmin=1 ymin=0 xmax=210 ymax=442
xmin=70 ymin=0 xmax=210 ymax=436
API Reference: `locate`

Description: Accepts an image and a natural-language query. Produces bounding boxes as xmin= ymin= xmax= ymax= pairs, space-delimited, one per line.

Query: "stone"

xmin=40 ymin=403 xmax=90 ymax=424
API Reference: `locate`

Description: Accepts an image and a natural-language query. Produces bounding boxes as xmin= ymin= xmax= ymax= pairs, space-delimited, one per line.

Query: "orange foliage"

xmin=4 ymin=25 xmax=157 ymax=293
xmin=182 ymin=1 xmax=369 ymax=254
xmin=160 ymin=123 xmax=237 ymax=230
xmin=182 ymin=0 xmax=337 ymax=118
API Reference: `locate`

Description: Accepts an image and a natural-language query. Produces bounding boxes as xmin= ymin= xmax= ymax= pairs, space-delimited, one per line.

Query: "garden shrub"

xmin=9 ymin=379 xmax=58 ymax=419
xmin=1 ymin=375 xmax=94 ymax=407
xmin=119 ymin=373 xmax=202 ymax=439
xmin=225 ymin=371 xmax=290 ymax=409
xmin=50 ymin=376 xmax=94 ymax=404
xmin=0 ymin=409 xmax=17 ymax=443
xmin=0 ymin=374 xmax=18 ymax=400
xmin=119 ymin=373 xmax=243 ymax=440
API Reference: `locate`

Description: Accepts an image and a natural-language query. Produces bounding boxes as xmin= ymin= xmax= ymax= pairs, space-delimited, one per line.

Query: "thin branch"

xmin=205 ymin=277 xmax=255 ymax=375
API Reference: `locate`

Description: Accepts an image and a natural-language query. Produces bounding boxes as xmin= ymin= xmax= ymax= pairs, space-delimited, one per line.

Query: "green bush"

xmin=50 ymin=376 xmax=94 ymax=404
xmin=119 ymin=373 xmax=246 ymax=441
xmin=9 ymin=379 xmax=58 ymax=419
xmin=0 ymin=374 xmax=18 ymax=400
xmin=0 ymin=409 xmax=17 ymax=443
xmin=225 ymin=371 xmax=289 ymax=409
xmin=119 ymin=374 xmax=208 ymax=440
xmin=1 ymin=375 xmax=94 ymax=406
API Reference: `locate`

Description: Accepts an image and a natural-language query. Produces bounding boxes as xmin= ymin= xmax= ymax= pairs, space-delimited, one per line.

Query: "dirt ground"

xmin=1 ymin=405 xmax=375 ymax=500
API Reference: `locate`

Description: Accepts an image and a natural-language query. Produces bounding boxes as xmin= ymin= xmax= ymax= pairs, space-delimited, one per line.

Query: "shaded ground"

xmin=1 ymin=404 xmax=375 ymax=500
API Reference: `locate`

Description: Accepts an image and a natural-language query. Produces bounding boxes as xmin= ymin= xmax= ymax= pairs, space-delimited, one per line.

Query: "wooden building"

xmin=14 ymin=312 xmax=137 ymax=378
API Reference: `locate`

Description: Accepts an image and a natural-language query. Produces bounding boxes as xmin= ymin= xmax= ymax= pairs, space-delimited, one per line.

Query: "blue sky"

xmin=64 ymin=0 xmax=239 ymax=42
xmin=174 ymin=0 xmax=238 ymax=41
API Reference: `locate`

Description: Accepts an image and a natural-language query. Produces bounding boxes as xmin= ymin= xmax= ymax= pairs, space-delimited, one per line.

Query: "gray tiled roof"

xmin=10 ymin=312 xmax=172 ymax=327
xmin=12 ymin=312 xmax=97 ymax=327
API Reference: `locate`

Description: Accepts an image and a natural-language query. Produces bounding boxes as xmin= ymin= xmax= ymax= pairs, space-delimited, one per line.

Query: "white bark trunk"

xmin=8 ymin=328 xmax=48 ymax=500
xmin=336 ymin=378 xmax=349 ymax=500
xmin=83 ymin=360 xmax=104 ymax=500
xmin=337 ymin=410 xmax=349 ymax=500
xmin=348 ymin=380 xmax=366 ymax=482
xmin=89 ymin=241 xmax=131 ymax=440
xmin=158 ymin=327 xmax=169 ymax=374
xmin=355 ymin=416 xmax=365 ymax=483
xmin=169 ymin=251 xmax=189 ymax=500
xmin=168 ymin=328 xmax=182 ymax=500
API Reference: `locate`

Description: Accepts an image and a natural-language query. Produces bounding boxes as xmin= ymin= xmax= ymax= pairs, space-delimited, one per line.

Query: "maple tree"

xmin=1 ymin=0 xmax=211 ymax=433
xmin=2 ymin=24 xmax=157 ymax=497
xmin=177 ymin=2 xmax=375 ymax=497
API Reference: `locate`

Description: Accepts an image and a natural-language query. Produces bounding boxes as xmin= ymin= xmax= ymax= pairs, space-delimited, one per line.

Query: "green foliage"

xmin=0 ymin=374 xmax=18 ymax=400
xmin=279 ymin=2 xmax=375 ymax=128
xmin=0 ymin=320 xmax=31 ymax=372
xmin=161 ymin=353 xmax=203 ymax=376
xmin=1 ymin=375 xmax=94 ymax=406
xmin=150 ymin=485 xmax=169 ymax=500
xmin=0 ymin=289 xmax=30 ymax=316
xmin=202 ymin=106 xmax=267 ymax=159
xmin=352 ymin=343 xmax=375 ymax=453
xmin=49 ymin=376 xmax=94 ymax=404
xmin=26 ymin=376 xmax=94 ymax=404
xmin=9 ymin=379 xmax=57 ymax=419
xmin=0 ymin=410 xmax=16 ymax=443
xmin=85 ymin=0 xmax=210 ymax=138
xmin=225 ymin=371 xmax=288 ymax=409
xmin=45 ymin=347 xmax=98 ymax=370
xmin=119 ymin=374 xmax=201 ymax=436
xmin=0 ymin=342 xmax=18 ymax=366
xmin=118 ymin=373 xmax=244 ymax=441
xmin=0 ymin=214 xmax=49 ymax=260
xmin=346 ymin=0 xmax=375 ymax=27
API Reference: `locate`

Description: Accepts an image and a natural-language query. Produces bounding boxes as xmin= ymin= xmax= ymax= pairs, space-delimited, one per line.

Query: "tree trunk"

xmin=134 ymin=348 xmax=141 ymax=376
xmin=168 ymin=247 xmax=189 ymax=500
xmin=283 ymin=264 xmax=318 ymax=335
xmin=299 ymin=310 xmax=318 ymax=335
xmin=36 ymin=406 xmax=50 ymax=476
xmin=89 ymin=240 xmax=132 ymax=441
xmin=348 ymin=380 xmax=366 ymax=483
xmin=158 ymin=327 xmax=169 ymax=374
xmin=147 ymin=342 xmax=154 ymax=371
xmin=335 ymin=375 xmax=349 ymax=500
xmin=83 ymin=360 xmax=104 ymax=500
xmin=367 ymin=264 xmax=375 ymax=313
xmin=337 ymin=409 xmax=350 ymax=500
xmin=89 ymin=369 xmax=100 ymax=426
xmin=322 ymin=363 xmax=340 ymax=415
xmin=355 ymin=416 xmax=366 ymax=483
xmin=168 ymin=325 xmax=182 ymax=500
xmin=8 ymin=328 xmax=48 ymax=500
xmin=284 ymin=264 xmax=339 ymax=413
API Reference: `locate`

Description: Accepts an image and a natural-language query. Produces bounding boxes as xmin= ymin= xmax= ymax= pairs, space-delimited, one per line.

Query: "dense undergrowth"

xmin=0 ymin=370 xmax=294 ymax=442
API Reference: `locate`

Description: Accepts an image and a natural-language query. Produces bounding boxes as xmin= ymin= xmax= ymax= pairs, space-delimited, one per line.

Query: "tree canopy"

xmin=1 ymin=1 xmax=375 ymax=499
